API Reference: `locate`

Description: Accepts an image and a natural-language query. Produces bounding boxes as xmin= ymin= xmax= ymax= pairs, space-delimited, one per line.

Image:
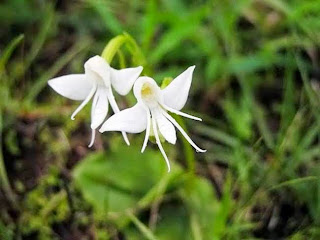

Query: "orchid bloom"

xmin=99 ymin=66 xmax=206 ymax=172
xmin=48 ymin=55 xmax=143 ymax=147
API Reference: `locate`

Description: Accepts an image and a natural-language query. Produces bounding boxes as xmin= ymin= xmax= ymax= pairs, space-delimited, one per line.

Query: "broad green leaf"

xmin=73 ymin=144 xmax=169 ymax=213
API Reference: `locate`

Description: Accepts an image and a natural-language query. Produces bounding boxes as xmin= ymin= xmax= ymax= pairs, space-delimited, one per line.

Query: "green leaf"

xmin=73 ymin=144 xmax=169 ymax=214
xmin=180 ymin=175 xmax=218 ymax=240
xmin=155 ymin=205 xmax=192 ymax=240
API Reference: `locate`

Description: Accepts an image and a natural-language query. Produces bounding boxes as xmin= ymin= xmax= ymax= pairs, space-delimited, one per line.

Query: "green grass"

xmin=1 ymin=0 xmax=320 ymax=239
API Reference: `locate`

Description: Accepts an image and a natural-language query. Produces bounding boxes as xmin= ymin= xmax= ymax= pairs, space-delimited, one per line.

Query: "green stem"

xmin=101 ymin=35 xmax=127 ymax=63
xmin=190 ymin=213 xmax=203 ymax=240
xmin=101 ymin=33 xmax=149 ymax=73
xmin=0 ymin=110 xmax=14 ymax=199
xmin=126 ymin=211 xmax=159 ymax=240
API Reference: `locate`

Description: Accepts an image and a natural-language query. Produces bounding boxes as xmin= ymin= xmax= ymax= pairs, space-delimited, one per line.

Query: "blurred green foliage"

xmin=1 ymin=0 xmax=320 ymax=239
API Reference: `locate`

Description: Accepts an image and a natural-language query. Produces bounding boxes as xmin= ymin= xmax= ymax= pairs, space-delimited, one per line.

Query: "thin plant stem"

xmin=0 ymin=110 xmax=14 ymax=200
xmin=126 ymin=211 xmax=158 ymax=240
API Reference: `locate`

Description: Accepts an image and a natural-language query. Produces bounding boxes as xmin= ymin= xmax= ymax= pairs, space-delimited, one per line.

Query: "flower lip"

xmin=133 ymin=77 xmax=162 ymax=109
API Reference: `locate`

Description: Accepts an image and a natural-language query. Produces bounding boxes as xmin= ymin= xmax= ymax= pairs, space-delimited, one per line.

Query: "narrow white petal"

xmin=88 ymin=129 xmax=96 ymax=148
xmin=111 ymin=66 xmax=143 ymax=95
xmin=161 ymin=103 xmax=202 ymax=121
xmin=48 ymin=74 xmax=93 ymax=101
xmin=99 ymin=103 xmax=147 ymax=134
xmin=91 ymin=87 xmax=109 ymax=129
xmin=141 ymin=109 xmax=151 ymax=153
xmin=71 ymin=84 xmax=97 ymax=120
xmin=88 ymin=93 xmax=99 ymax=147
xmin=153 ymin=108 xmax=176 ymax=144
xmin=106 ymin=88 xmax=130 ymax=145
xmin=162 ymin=66 xmax=195 ymax=110
xmin=162 ymin=110 xmax=206 ymax=153
xmin=152 ymin=115 xmax=171 ymax=172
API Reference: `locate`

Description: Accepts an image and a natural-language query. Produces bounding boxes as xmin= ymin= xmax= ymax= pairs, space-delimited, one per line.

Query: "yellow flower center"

xmin=139 ymin=82 xmax=159 ymax=109
xmin=141 ymin=83 xmax=153 ymax=97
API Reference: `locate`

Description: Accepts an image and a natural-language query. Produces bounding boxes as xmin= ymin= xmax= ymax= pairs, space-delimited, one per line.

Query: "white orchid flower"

xmin=48 ymin=55 xmax=143 ymax=147
xmin=99 ymin=66 xmax=206 ymax=172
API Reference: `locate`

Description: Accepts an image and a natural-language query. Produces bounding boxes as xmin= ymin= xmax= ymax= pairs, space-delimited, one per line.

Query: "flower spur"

xmin=48 ymin=55 xmax=143 ymax=147
xmin=100 ymin=66 xmax=206 ymax=172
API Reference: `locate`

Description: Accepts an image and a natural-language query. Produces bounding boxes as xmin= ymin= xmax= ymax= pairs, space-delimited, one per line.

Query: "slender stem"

xmin=101 ymin=35 xmax=127 ymax=63
xmin=126 ymin=211 xmax=159 ymax=240
xmin=0 ymin=110 xmax=14 ymax=199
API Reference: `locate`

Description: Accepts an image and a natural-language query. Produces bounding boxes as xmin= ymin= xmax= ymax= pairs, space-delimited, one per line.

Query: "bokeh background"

xmin=1 ymin=0 xmax=320 ymax=239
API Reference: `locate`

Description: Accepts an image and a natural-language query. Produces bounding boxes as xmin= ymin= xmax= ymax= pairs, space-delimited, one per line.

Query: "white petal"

xmin=162 ymin=66 xmax=195 ymax=110
xmin=152 ymin=108 xmax=176 ymax=144
xmin=111 ymin=66 xmax=143 ymax=95
xmin=152 ymin=116 xmax=171 ymax=172
xmin=141 ymin=109 xmax=151 ymax=153
xmin=48 ymin=74 xmax=92 ymax=101
xmin=99 ymin=103 xmax=147 ymax=133
xmin=161 ymin=103 xmax=202 ymax=121
xmin=71 ymin=84 xmax=97 ymax=120
xmin=88 ymin=129 xmax=96 ymax=148
xmin=107 ymin=88 xmax=130 ymax=145
xmin=91 ymin=87 xmax=109 ymax=129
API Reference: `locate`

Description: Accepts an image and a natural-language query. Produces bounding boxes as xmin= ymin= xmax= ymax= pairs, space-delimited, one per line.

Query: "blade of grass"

xmin=0 ymin=34 xmax=25 ymax=203
xmin=86 ymin=0 xmax=123 ymax=35
xmin=295 ymin=51 xmax=320 ymax=113
xmin=278 ymin=54 xmax=296 ymax=142
xmin=195 ymin=124 xmax=239 ymax=148
xmin=252 ymin=103 xmax=274 ymax=150
xmin=0 ymin=34 xmax=24 ymax=74
xmin=24 ymin=38 xmax=91 ymax=104
xmin=24 ymin=6 xmax=54 ymax=71
xmin=0 ymin=111 xmax=13 ymax=200
xmin=269 ymin=176 xmax=319 ymax=190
